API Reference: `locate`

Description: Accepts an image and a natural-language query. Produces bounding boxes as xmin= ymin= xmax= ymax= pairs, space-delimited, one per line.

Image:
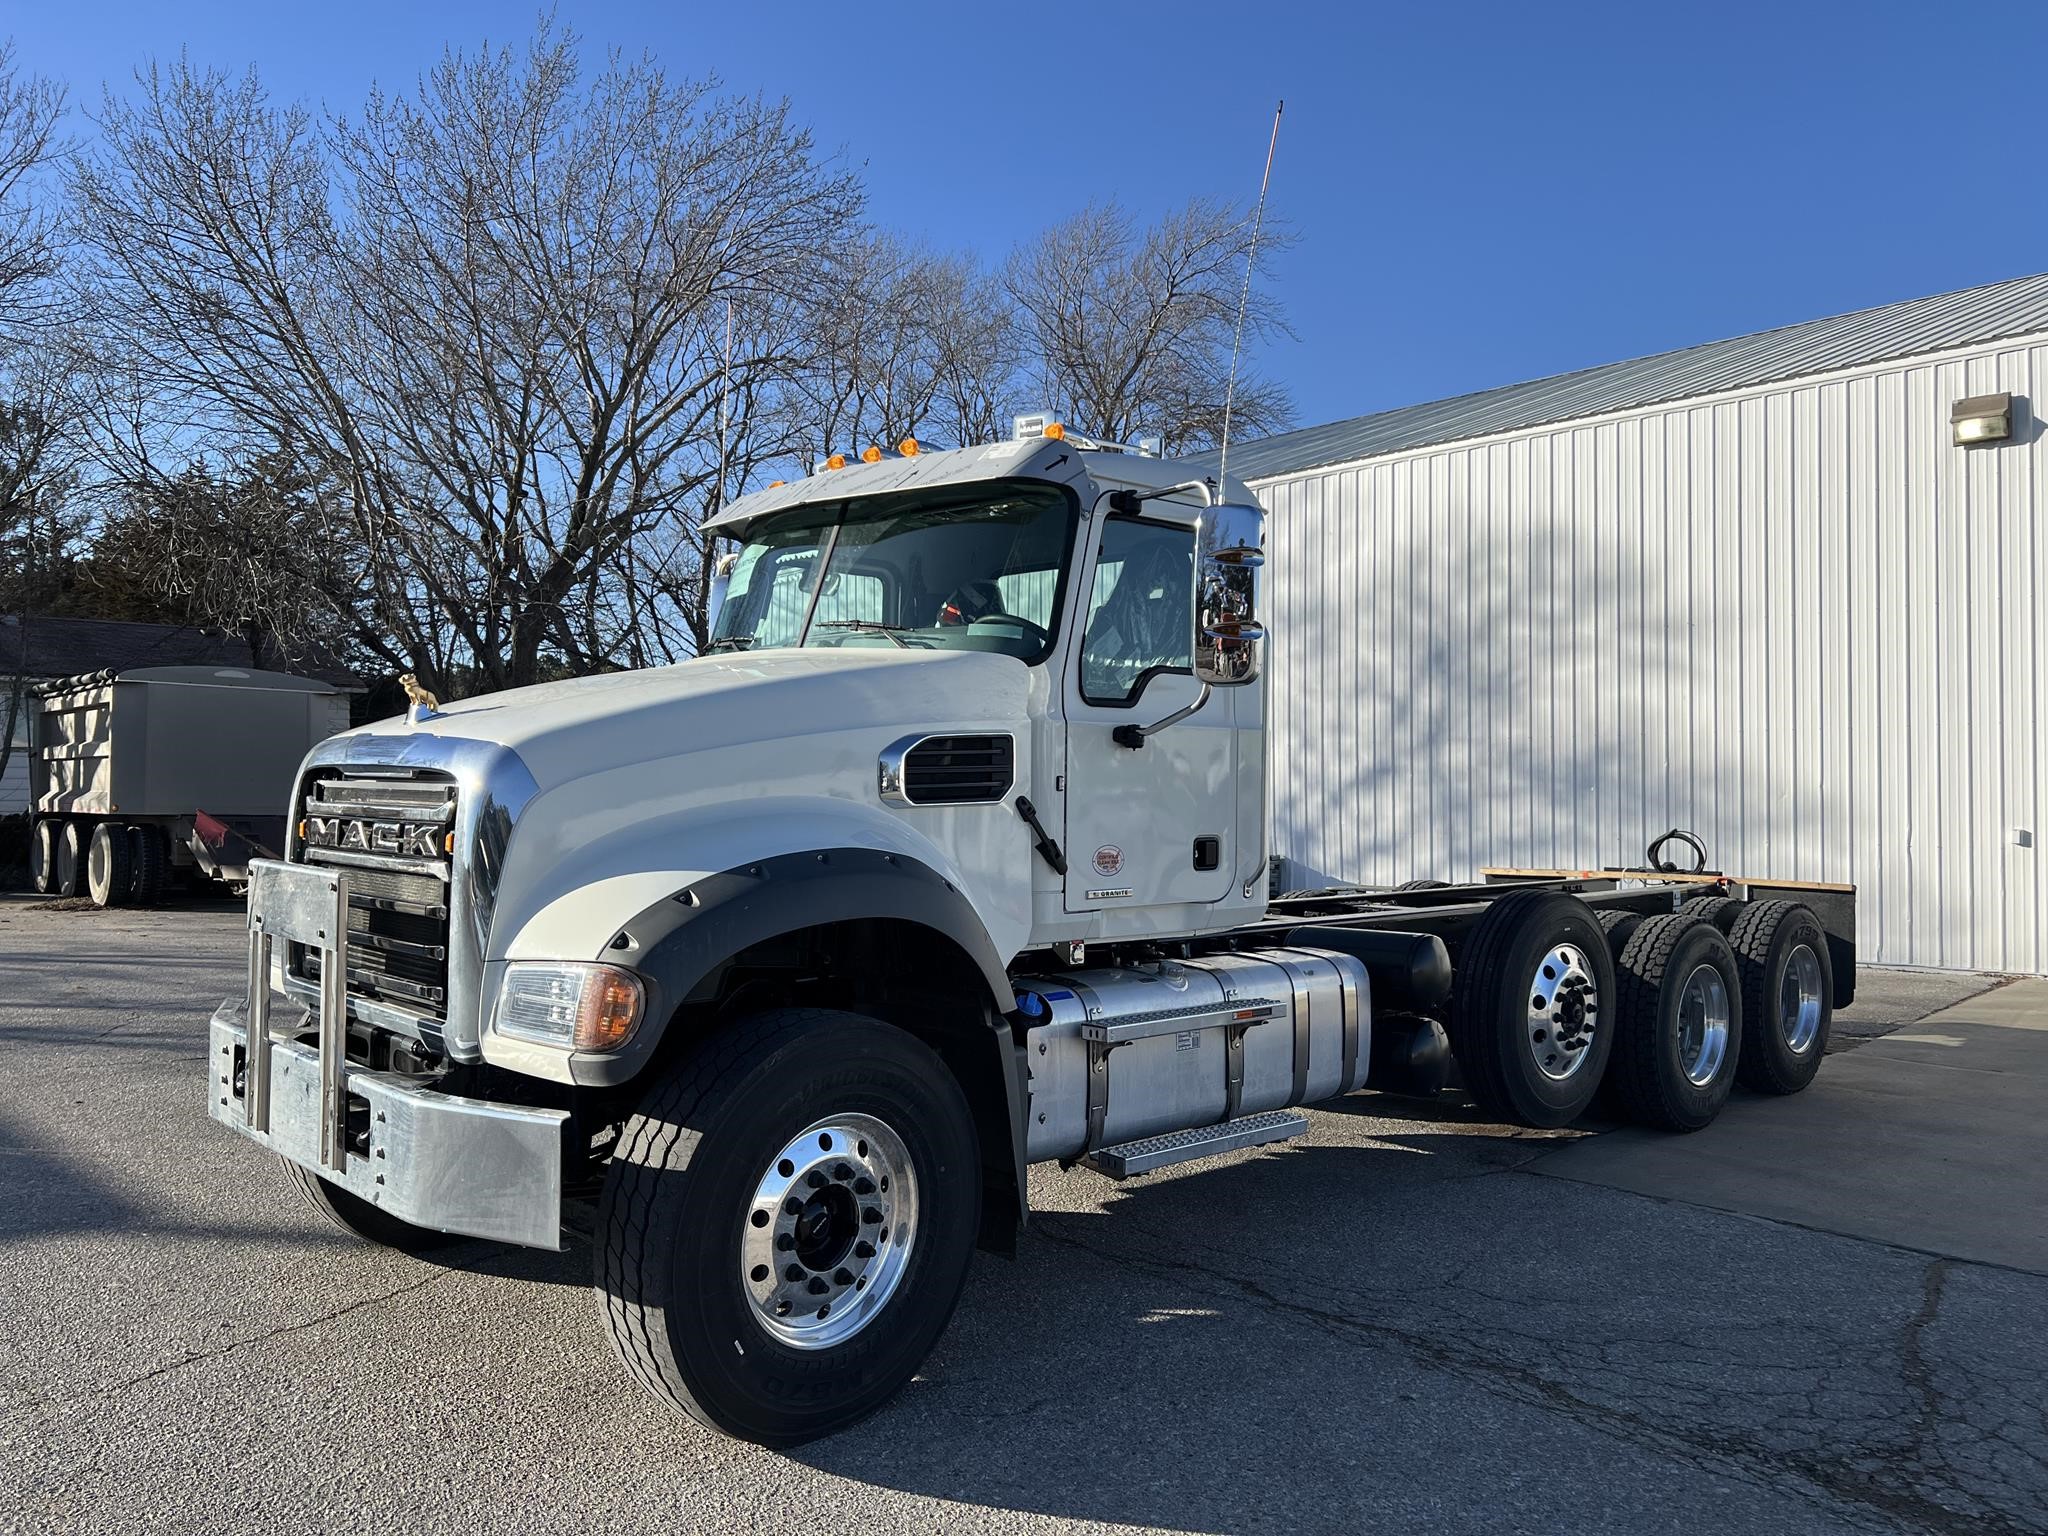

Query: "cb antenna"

xmin=1217 ymin=99 xmax=1283 ymax=492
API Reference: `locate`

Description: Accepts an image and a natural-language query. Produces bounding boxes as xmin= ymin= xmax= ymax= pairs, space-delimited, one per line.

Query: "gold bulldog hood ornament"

xmin=399 ymin=672 xmax=441 ymax=724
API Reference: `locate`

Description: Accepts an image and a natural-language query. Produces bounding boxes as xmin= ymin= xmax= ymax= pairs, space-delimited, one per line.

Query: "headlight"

xmin=494 ymin=962 xmax=645 ymax=1052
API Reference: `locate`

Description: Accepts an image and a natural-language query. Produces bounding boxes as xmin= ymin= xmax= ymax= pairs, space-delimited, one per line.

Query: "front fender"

xmin=489 ymin=793 xmax=1026 ymax=970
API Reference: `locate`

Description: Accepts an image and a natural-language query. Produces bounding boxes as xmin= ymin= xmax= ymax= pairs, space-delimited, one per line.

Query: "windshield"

xmin=707 ymin=483 xmax=1076 ymax=663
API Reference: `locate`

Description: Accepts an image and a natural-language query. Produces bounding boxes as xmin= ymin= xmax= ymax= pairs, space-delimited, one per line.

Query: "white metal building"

xmin=1193 ymin=272 xmax=2048 ymax=973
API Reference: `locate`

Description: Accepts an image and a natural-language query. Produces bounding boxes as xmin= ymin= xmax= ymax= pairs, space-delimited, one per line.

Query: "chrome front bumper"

xmin=206 ymin=859 xmax=567 ymax=1250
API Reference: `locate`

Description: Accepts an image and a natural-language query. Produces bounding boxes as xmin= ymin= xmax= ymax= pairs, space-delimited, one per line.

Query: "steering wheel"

xmin=968 ymin=612 xmax=1052 ymax=649
xmin=937 ymin=581 xmax=1051 ymax=649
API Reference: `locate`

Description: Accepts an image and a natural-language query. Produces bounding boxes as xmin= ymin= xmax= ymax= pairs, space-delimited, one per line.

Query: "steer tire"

xmin=279 ymin=1158 xmax=460 ymax=1253
xmin=596 ymin=1007 xmax=981 ymax=1446
xmin=128 ymin=825 xmax=169 ymax=905
xmin=86 ymin=822 xmax=134 ymax=907
xmin=54 ymin=820 xmax=85 ymax=898
xmin=1729 ymin=900 xmax=1834 ymax=1095
xmin=1448 ymin=890 xmax=1616 ymax=1128
xmin=1610 ymin=914 xmax=1744 ymax=1132
xmin=29 ymin=819 xmax=58 ymax=894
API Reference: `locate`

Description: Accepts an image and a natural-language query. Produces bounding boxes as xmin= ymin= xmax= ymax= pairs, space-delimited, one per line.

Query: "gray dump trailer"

xmin=26 ymin=666 xmax=350 ymax=906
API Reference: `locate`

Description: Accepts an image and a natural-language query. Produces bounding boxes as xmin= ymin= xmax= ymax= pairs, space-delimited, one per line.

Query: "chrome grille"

xmin=293 ymin=769 xmax=456 ymax=1025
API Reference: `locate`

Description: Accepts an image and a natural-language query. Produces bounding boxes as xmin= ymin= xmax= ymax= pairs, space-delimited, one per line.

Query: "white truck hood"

xmin=346 ymin=646 xmax=1031 ymax=790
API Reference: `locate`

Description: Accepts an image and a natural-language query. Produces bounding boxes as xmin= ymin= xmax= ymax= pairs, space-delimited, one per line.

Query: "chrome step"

xmin=1083 ymin=1109 xmax=1308 ymax=1180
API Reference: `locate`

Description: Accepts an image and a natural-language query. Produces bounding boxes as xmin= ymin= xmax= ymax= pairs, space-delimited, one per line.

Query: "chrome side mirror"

xmin=1193 ymin=502 xmax=1265 ymax=685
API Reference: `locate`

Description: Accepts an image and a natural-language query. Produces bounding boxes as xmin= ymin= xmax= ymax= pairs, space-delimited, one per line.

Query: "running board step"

xmin=1083 ymin=1110 xmax=1308 ymax=1180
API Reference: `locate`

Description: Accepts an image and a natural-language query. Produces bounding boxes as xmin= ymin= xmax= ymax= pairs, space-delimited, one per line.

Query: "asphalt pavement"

xmin=1 ymin=892 xmax=2043 ymax=1536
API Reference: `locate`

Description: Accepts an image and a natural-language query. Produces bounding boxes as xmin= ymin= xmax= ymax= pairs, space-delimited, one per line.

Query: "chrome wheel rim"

xmin=1526 ymin=943 xmax=1600 ymax=1080
xmin=1677 ymin=962 xmax=1731 ymax=1086
xmin=742 ymin=1114 xmax=918 ymax=1351
xmin=1779 ymin=944 xmax=1824 ymax=1054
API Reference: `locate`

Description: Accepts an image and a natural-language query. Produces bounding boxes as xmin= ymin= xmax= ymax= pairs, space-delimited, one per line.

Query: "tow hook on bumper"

xmin=207 ymin=859 xmax=568 ymax=1251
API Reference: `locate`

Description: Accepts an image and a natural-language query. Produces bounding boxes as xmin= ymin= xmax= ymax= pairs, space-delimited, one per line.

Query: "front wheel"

xmin=278 ymin=1157 xmax=459 ymax=1253
xmin=595 ymin=1008 xmax=981 ymax=1445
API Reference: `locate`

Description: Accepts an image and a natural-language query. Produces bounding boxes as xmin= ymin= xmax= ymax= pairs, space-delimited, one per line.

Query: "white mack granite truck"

xmin=206 ymin=422 xmax=1857 ymax=1445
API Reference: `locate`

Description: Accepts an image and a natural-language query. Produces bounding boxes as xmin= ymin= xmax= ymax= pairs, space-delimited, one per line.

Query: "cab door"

xmin=1062 ymin=512 xmax=1238 ymax=915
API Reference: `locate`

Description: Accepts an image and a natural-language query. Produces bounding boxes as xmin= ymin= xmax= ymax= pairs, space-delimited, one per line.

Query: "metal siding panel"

xmin=1254 ymin=333 xmax=2043 ymax=970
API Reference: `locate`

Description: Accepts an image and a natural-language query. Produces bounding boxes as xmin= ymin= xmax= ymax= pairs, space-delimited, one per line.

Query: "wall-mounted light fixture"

xmin=1952 ymin=391 xmax=2013 ymax=446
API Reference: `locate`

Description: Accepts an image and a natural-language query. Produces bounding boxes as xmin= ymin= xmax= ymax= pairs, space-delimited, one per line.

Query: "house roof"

xmin=0 ymin=615 xmax=363 ymax=690
xmin=1183 ymin=270 xmax=2048 ymax=484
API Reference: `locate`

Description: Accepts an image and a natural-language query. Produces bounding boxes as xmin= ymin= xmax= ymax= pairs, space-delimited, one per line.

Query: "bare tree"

xmin=925 ymin=257 xmax=1022 ymax=448
xmin=0 ymin=393 xmax=86 ymax=789
xmin=1006 ymin=198 xmax=1292 ymax=454
xmin=0 ymin=42 xmax=65 ymax=339
xmin=88 ymin=453 xmax=374 ymax=671
xmin=71 ymin=28 xmax=859 ymax=696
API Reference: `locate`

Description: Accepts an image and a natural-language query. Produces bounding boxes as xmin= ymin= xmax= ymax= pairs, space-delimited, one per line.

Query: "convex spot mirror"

xmin=1194 ymin=502 xmax=1266 ymax=685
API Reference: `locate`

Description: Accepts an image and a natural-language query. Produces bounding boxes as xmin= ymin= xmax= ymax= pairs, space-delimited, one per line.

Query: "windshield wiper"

xmin=705 ymin=635 xmax=755 ymax=653
xmin=812 ymin=620 xmax=912 ymax=649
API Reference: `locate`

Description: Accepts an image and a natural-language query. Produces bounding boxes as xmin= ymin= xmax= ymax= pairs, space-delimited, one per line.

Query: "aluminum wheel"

xmin=1677 ymin=962 xmax=1732 ymax=1086
xmin=1525 ymin=943 xmax=1600 ymax=1080
xmin=741 ymin=1113 xmax=918 ymax=1351
xmin=1779 ymin=943 xmax=1825 ymax=1055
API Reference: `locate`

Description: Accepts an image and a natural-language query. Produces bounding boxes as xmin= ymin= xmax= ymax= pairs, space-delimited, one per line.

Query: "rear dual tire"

xmin=54 ymin=820 xmax=84 ymax=898
xmin=1609 ymin=914 xmax=1744 ymax=1132
xmin=87 ymin=823 xmax=134 ymax=907
xmin=1729 ymin=901 xmax=1833 ymax=1094
xmin=29 ymin=819 xmax=58 ymax=894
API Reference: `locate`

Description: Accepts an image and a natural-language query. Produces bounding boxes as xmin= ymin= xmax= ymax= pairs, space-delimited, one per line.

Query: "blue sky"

xmin=13 ymin=1 xmax=2047 ymax=433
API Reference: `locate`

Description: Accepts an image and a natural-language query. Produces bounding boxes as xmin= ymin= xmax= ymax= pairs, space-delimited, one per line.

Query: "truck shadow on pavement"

xmin=772 ymin=1134 xmax=2048 ymax=1536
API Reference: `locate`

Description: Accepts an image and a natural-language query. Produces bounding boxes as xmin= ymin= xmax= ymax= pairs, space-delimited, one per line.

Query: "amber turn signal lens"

xmin=825 ymin=453 xmax=847 ymax=470
xmin=898 ymin=437 xmax=920 ymax=456
xmin=1043 ymin=422 xmax=1066 ymax=440
xmin=861 ymin=444 xmax=882 ymax=463
xmin=574 ymin=968 xmax=645 ymax=1052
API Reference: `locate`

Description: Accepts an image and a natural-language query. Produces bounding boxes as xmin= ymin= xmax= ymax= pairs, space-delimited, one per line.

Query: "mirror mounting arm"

xmin=1112 ymin=683 xmax=1213 ymax=749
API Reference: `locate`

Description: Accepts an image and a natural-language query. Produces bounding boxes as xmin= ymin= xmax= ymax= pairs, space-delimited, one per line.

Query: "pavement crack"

xmin=1032 ymin=1218 xmax=2038 ymax=1536
xmin=0 ymin=1271 xmax=445 ymax=1422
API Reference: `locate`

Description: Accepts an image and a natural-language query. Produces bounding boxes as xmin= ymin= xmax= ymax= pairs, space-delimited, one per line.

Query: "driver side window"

xmin=1079 ymin=518 xmax=1194 ymax=704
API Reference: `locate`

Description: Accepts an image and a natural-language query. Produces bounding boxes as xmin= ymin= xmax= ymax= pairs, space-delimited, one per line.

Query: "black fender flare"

xmin=576 ymin=847 xmax=1031 ymax=1238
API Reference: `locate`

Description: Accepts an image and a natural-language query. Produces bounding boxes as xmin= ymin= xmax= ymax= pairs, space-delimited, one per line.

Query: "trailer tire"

xmin=129 ymin=825 xmax=169 ymax=905
xmin=1729 ymin=900 xmax=1833 ymax=1095
xmin=596 ymin=1007 xmax=981 ymax=1446
xmin=54 ymin=819 xmax=85 ymax=898
xmin=29 ymin=819 xmax=58 ymax=894
xmin=1681 ymin=893 xmax=1743 ymax=933
xmin=278 ymin=1158 xmax=460 ymax=1253
xmin=1610 ymin=914 xmax=1744 ymax=1131
xmin=1449 ymin=890 xmax=1616 ymax=1128
xmin=86 ymin=822 xmax=133 ymax=907
xmin=1397 ymin=879 xmax=1450 ymax=891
